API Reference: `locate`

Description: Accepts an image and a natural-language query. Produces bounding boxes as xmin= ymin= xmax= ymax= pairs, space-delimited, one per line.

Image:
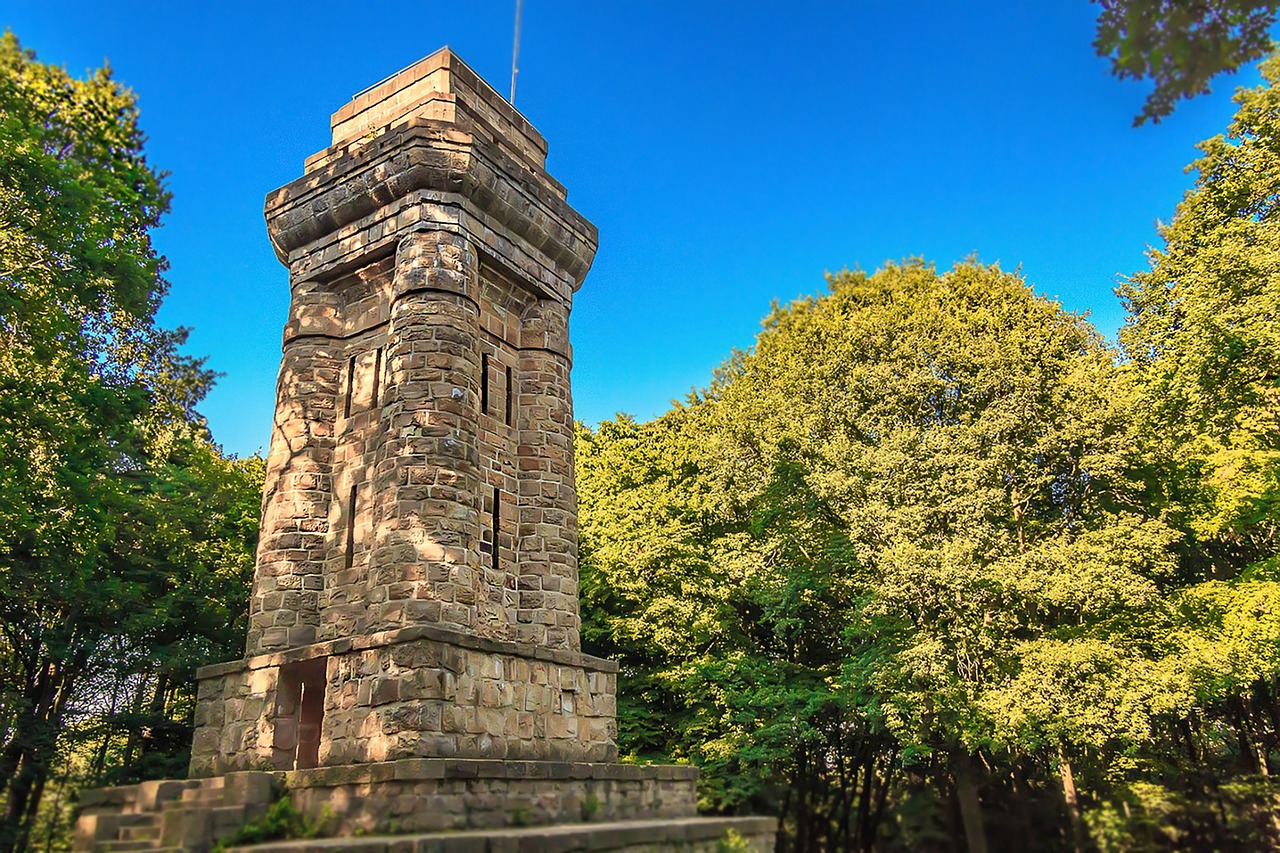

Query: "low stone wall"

xmin=286 ymin=758 xmax=698 ymax=835
xmin=191 ymin=624 xmax=617 ymax=777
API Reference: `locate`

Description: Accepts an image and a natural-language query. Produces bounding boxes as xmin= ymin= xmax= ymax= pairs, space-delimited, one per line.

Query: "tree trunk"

xmin=0 ymin=664 xmax=56 ymax=853
xmin=776 ymin=784 xmax=791 ymax=853
xmin=0 ymin=648 xmax=81 ymax=853
xmin=869 ymin=755 xmax=893 ymax=847
xmin=854 ymin=755 xmax=874 ymax=851
xmin=1058 ymin=746 xmax=1084 ymax=853
xmin=795 ymin=744 xmax=811 ymax=853
xmin=120 ymin=668 xmax=153 ymax=770
xmin=953 ymin=751 xmax=988 ymax=853
xmin=133 ymin=669 xmax=170 ymax=771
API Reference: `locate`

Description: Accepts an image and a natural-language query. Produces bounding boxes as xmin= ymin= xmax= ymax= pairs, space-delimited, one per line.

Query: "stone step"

xmin=95 ymin=840 xmax=156 ymax=852
xmin=222 ymin=816 xmax=778 ymax=853
xmin=138 ymin=779 xmax=199 ymax=807
xmin=118 ymin=822 xmax=160 ymax=841
xmin=112 ymin=814 xmax=154 ymax=828
xmin=207 ymin=804 xmax=257 ymax=838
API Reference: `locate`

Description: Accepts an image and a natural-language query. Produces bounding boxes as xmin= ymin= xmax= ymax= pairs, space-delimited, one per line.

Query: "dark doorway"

xmin=274 ymin=658 xmax=327 ymax=770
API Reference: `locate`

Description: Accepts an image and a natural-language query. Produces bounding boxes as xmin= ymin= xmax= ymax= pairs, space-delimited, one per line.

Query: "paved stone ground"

xmin=225 ymin=817 xmax=777 ymax=853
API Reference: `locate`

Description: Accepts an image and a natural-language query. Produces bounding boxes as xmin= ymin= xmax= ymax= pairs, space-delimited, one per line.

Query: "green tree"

xmin=580 ymin=261 xmax=1189 ymax=851
xmin=579 ymin=406 xmax=895 ymax=850
xmin=1120 ymin=53 xmax=1280 ymax=563
xmin=1093 ymin=0 xmax=1279 ymax=124
xmin=1070 ymin=50 xmax=1280 ymax=851
xmin=716 ymin=261 xmax=1181 ymax=852
xmin=0 ymin=33 xmax=260 ymax=851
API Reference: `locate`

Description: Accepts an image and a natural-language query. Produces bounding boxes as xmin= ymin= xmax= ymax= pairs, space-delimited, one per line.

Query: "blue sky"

xmin=5 ymin=1 xmax=1263 ymax=457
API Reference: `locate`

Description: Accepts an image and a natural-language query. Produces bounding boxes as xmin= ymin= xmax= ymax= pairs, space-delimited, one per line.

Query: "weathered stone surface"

xmin=74 ymin=774 xmax=279 ymax=853
xmin=190 ymin=627 xmax=618 ymax=777
xmin=194 ymin=44 xmax=604 ymax=783
xmin=75 ymin=46 xmax=774 ymax=853
xmin=224 ymin=817 xmax=778 ymax=853
xmin=283 ymin=758 xmax=697 ymax=837
xmin=244 ymin=48 xmax=593 ymax=659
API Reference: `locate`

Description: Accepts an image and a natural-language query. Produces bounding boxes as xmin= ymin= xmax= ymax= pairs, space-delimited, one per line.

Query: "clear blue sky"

xmin=5 ymin=1 xmax=1263 ymax=457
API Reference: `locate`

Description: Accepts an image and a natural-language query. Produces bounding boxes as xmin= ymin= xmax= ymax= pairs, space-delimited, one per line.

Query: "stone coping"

xmin=286 ymin=759 xmax=698 ymax=789
xmin=226 ymin=816 xmax=777 ymax=853
xmin=264 ymin=121 xmax=596 ymax=286
xmin=331 ymin=48 xmax=547 ymax=158
xmin=197 ymin=625 xmax=619 ymax=682
xmin=267 ymin=118 xmax=592 ymax=245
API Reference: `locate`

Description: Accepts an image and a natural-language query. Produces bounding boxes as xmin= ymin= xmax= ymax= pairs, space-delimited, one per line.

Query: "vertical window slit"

xmin=344 ymin=355 xmax=356 ymax=418
xmin=481 ymin=353 xmax=490 ymax=414
xmin=505 ymin=365 xmax=514 ymax=426
xmin=371 ymin=347 xmax=382 ymax=408
xmin=492 ymin=486 xmax=501 ymax=571
xmin=345 ymin=484 xmax=358 ymax=569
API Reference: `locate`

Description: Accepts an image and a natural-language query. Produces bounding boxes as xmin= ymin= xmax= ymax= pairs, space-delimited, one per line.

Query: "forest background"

xmin=2 ymin=2 xmax=1279 ymax=851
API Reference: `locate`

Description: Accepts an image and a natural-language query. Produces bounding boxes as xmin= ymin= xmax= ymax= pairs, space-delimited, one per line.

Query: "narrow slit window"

xmin=505 ymin=365 xmax=514 ymax=426
xmin=481 ymin=353 xmax=490 ymax=414
xmin=492 ymin=486 xmax=501 ymax=571
xmin=371 ymin=347 xmax=382 ymax=408
xmin=344 ymin=355 xmax=357 ymax=418
xmin=344 ymin=484 xmax=358 ymax=569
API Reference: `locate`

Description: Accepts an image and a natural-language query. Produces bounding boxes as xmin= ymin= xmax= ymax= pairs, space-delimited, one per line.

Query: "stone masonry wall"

xmin=245 ymin=284 xmax=342 ymax=653
xmin=247 ymin=223 xmax=582 ymax=656
xmin=191 ymin=625 xmax=616 ymax=778
xmin=191 ymin=668 xmax=280 ymax=776
xmin=286 ymin=759 xmax=695 ymax=836
xmin=321 ymin=634 xmax=614 ymax=766
xmin=515 ymin=298 xmax=580 ymax=650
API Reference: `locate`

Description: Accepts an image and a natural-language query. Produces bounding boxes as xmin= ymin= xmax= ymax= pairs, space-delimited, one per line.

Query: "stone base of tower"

xmin=73 ymin=762 xmax=776 ymax=852
xmin=189 ymin=625 xmax=619 ymax=779
xmin=70 ymin=625 xmax=780 ymax=851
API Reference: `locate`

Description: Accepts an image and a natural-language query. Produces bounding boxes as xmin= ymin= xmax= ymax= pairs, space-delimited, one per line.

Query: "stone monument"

xmin=74 ymin=49 xmax=775 ymax=852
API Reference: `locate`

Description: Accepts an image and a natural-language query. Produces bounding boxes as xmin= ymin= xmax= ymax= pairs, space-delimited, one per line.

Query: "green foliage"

xmin=211 ymin=795 xmax=330 ymax=852
xmin=580 ymin=260 xmax=1156 ymax=848
xmin=1120 ymin=53 xmax=1280 ymax=561
xmin=581 ymin=234 xmax=1279 ymax=847
xmin=1093 ymin=0 xmax=1279 ymax=125
xmin=581 ymin=793 xmax=601 ymax=821
xmin=0 ymin=31 xmax=262 ymax=851
xmin=716 ymin=828 xmax=754 ymax=853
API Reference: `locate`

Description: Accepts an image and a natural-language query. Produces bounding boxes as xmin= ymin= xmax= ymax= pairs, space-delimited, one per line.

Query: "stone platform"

xmin=286 ymin=759 xmax=697 ymax=834
xmin=225 ymin=817 xmax=778 ymax=852
xmin=75 ymin=761 xmax=769 ymax=852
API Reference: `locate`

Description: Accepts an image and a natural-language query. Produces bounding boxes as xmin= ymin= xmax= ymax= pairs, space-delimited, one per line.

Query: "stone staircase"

xmin=74 ymin=773 xmax=280 ymax=853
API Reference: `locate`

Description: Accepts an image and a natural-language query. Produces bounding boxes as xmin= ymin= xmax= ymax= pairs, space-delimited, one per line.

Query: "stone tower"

xmin=245 ymin=50 xmax=589 ymax=659
xmin=190 ymin=47 xmax=614 ymax=778
xmin=74 ymin=50 xmax=774 ymax=852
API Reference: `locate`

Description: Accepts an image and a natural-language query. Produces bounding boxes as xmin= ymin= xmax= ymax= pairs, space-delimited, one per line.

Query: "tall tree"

xmin=1119 ymin=53 xmax=1280 ymax=569
xmin=715 ymin=261 xmax=1180 ymax=851
xmin=580 ymin=261 xmax=1189 ymax=850
xmin=0 ymin=33 xmax=259 ymax=851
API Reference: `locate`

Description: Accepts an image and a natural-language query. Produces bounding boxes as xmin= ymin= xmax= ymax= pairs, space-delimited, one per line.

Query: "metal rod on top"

xmin=510 ymin=0 xmax=523 ymax=103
